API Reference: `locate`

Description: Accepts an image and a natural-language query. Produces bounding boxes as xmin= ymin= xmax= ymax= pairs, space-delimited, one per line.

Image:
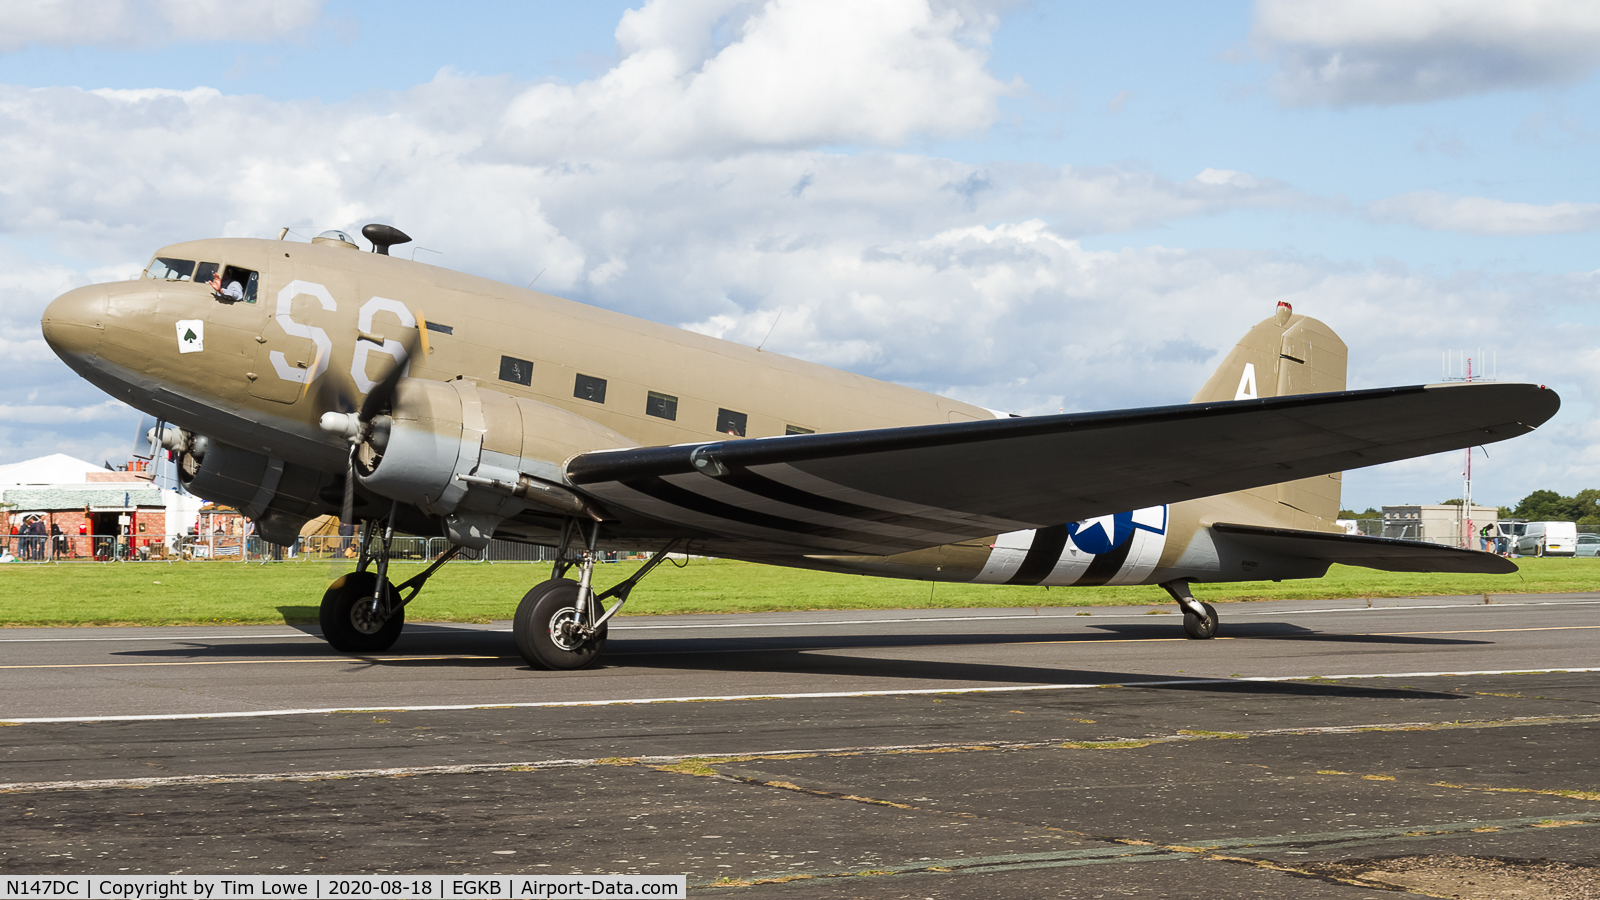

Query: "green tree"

xmin=1513 ymin=490 xmax=1582 ymax=521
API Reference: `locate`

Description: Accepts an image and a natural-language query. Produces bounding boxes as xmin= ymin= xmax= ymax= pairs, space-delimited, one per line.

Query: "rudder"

xmin=1192 ymin=302 xmax=1348 ymax=523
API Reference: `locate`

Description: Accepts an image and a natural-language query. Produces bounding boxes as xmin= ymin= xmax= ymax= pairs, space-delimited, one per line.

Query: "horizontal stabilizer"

xmin=566 ymin=382 xmax=1558 ymax=556
xmin=1211 ymin=522 xmax=1517 ymax=574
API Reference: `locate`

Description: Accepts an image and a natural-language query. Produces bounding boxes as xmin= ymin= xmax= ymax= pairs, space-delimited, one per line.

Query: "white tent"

xmin=0 ymin=453 xmax=103 ymax=487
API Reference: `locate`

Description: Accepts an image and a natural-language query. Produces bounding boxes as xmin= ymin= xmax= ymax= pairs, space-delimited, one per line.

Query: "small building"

xmin=1382 ymin=504 xmax=1499 ymax=548
xmin=4 ymin=484 xmax=168 ymax=558
xmin=0 ymin=453 xmax=202 ymax=558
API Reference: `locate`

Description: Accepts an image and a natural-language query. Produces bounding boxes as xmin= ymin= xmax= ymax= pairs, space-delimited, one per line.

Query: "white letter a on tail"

xmin=1234 ymin=363 xmax=1257 ymax=400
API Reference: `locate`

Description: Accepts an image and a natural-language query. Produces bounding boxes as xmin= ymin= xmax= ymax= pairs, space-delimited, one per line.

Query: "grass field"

xmin=1 ymin=555 xmax=1596 ymax=626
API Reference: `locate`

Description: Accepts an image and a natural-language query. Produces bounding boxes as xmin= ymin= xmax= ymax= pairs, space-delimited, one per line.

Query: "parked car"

xmin=1516 ymin=521 xmax=1578 ymax=557
xmin=1577 ymin=533 xmax=1600 ymax=558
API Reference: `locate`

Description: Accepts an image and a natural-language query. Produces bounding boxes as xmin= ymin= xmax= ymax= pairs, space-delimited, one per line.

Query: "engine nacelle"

xmin=178 ymin=439 xmax=337 ymax=545
xmin=357 ymin=378 xmax=635 ymax=546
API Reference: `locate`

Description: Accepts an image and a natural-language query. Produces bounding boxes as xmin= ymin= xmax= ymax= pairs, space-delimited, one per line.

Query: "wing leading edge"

xmin=565 ymin=382 xmax=1559 ymax=556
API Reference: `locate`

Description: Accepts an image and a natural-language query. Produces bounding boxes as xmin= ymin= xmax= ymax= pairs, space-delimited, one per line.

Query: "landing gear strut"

xmin=1161 ymin=579 xmax=1219 ymax=640
xmin=512 ymin=520 xmax=677 ymax=670
xmin=320 ymin=503 xmax=463 ymax=653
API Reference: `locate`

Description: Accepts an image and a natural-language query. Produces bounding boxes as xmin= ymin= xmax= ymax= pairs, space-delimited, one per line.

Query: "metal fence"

xmin=0 ymin=533 xmax=573 ymax=564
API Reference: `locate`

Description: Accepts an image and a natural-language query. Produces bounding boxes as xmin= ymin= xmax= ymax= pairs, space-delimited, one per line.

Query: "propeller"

xmin=317 ymin=327 xmax=422 ymax=528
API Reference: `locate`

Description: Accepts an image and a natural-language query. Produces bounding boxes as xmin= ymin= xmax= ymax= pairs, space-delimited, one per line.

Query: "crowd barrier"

xmin=0 ymin=533 xmax=576 ymax=564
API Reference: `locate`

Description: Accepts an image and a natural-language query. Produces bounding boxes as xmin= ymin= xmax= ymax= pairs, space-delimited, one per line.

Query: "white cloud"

xmin=494 ymin=0 xmax=1020 ymax=157
xmin=0 ymin=0 xmax=326 ymax=52
xmin=0 ymin=0 xmax=1592 ymax=512
xmin=1253 ymin=0 xmax=1600 ymax=105
xmin=1368 ymin=191 xmax=1600 ymax=235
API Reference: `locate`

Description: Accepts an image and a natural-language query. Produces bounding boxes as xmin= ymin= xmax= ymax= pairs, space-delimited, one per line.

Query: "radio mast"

xmin=1443 ymin=350 xmax=1496 ymax=548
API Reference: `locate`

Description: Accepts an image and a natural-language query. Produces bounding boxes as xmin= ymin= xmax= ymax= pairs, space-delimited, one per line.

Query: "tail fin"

xmin=1193 ymin=302 xmax=1348 ymax=523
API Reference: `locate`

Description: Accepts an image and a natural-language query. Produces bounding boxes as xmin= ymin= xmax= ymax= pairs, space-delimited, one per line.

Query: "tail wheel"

xmin=1182 ymin=601 xmax=1219 ymax=640
xmin=320 ymin=571 xmax=404 ymax=652
xmin=514 ymin=578 xmax=607 ymax=670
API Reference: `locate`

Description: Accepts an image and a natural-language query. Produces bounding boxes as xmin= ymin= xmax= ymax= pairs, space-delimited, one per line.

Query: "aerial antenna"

xmin=361 ymin=224 xmax=412 ymax=256
xmin=756 ymin=309 xmax=784 ymax=352
xmin=411 ymin=247 xmax=442 ymax=262
xmin=1441 ymin=349 xmax=1498 ymax=549
xmin=527 ymin=267 xmax=547 ymax=289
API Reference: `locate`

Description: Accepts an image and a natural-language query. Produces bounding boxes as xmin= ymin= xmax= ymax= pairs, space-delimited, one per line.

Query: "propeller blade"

xmin=341 ymin=444 xmax=357 ymax=528
xmin=358 ymin=328 xmax=421 ymax=423
xmin=298 ymin=340 xmax=328 ymax=403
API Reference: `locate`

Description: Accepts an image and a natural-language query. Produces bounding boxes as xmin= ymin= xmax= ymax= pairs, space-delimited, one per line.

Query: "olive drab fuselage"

xmin=44 ymin=234 xmax=1356 ymax=586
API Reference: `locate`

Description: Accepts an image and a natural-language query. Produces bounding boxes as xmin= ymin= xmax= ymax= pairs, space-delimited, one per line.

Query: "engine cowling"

xmin=178 ymin=439 xmax=338 ymax=545
xmin=356 ymin=378 xmax=636 ymax=546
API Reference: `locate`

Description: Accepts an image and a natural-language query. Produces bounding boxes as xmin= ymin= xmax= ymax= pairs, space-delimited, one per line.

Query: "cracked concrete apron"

xmin=2 ymin=595 xmax=1598 ymax=897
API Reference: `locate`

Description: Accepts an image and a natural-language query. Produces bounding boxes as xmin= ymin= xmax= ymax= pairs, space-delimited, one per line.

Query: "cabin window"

xmin=144 ymin=257 xmax=195 ymax=281
xmin=645 ymin=391 xmax=678 ymax=421
xmin=194 ymin=262 xmax=220 ymax=285
xmin=499 ymin=355 xmax=533 ymax=386
xmin=785 ymin=424 xmax=814 ymax=435
xmin=717 ymin=408 xmax=747 ymax=436
xmin=426 ymin=321 xmax=454 ymax=335
xmin=574 ymin=373 xmax=607 ymax=403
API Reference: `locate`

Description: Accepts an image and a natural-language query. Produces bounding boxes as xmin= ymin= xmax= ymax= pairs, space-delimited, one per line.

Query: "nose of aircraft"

xmin=41 ymin=283 xmax=108 ymax=370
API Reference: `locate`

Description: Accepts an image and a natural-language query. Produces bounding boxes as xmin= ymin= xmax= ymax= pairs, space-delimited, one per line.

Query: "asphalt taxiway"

xmin=3 ymin=593 xmax=1598 ymax=897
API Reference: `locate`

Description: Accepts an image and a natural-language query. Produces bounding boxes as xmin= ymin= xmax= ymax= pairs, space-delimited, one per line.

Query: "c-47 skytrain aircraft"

xmin=42 ymin=224 xmax=1558 ymax=669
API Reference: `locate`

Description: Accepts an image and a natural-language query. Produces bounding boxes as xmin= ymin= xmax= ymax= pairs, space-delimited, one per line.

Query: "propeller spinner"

xmin=318 ymin=327 xmax=420 ymax=526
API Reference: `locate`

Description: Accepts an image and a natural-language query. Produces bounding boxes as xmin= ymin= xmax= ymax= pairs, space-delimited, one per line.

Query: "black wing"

xmin=566 ymin=383 xmax=1558 ymax=556
xmin=1211 ymin=523 xmax=1517 ymax=574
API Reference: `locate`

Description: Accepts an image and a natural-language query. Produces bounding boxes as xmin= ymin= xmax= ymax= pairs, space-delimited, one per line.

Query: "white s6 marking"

xmin=270 ymin=280 xmax=335 ymax=385
xmin=351 ymin=297 xmax=415 ymax=392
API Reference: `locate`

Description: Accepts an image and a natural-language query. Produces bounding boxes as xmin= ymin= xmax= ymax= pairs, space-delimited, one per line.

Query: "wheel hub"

xmin=349 ymin=597 xmax=388 ymax=635
xmin=547 ymin=608 xmax=588 ymax=651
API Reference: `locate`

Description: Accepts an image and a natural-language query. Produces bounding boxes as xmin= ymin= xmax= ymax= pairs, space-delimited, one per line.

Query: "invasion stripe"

xmin=1006 ymin=525 xmax=1070 ymax=586
xmin=718 ymin=465 xmax=979 ymax=538
xmin=617 ymin=476 xmax=928 ymax=553
xmin=1071 ymin=537 xmax=1136 ymax=586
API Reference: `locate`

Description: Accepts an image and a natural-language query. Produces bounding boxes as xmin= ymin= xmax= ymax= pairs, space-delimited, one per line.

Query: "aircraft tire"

xmin=514 ymin=578 xmax=607 ymax=670
xmin=320 ymin=571 xmax=404 ymax=653
xmin=1182 ymin=602 xmax=1218 ymax=640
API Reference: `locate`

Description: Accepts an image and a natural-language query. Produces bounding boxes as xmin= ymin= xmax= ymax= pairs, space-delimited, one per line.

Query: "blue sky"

xmin=2 ymin=0 xmax=1599 ymax=513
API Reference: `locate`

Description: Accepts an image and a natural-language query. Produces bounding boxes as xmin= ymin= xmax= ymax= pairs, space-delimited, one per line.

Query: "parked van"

xmin=1516 ymin=521 xmax=1578 ymax=557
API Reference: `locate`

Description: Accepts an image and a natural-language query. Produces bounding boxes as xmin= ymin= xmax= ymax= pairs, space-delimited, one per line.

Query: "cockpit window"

xmin=145 ymin=257 xmax=196 ymax=281
xmin=143 ymin=257 xmax=258 ymax=303
xmin=218 ymin=265 xmax=258 ymax=303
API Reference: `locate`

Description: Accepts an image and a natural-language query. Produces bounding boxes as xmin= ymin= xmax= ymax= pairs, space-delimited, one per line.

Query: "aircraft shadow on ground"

xmin=597 ymin=646 xmax=1466 ymax=700
xmin=104 ymin=626 xmax=1473 ymax=700
xmin=276 ymin=606 xmax=320 ymax=625
xmin=1083 ymin=621 xmax=1492 ymax=645
xmin=111 ymin=620 xmax=1487 ymax=662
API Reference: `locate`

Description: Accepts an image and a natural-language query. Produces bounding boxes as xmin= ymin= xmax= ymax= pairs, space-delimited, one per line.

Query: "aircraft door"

xmin=250 ymin=266 xmax=344 ymax=405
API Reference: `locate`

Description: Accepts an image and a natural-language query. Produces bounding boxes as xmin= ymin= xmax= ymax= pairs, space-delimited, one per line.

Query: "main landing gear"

xmin=512 ymin=520 xmax=677 ymax=670
xmin=1161 ymin=579 xmax=1219 ymax=640
xmin=321 ymin=503 xmax=462 ymax=653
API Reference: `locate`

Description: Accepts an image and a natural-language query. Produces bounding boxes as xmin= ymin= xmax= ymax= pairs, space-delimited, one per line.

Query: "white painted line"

xmin=0 ymin=632 xmax=320 ymax=643
xmin=6 ymin=718 xmax=1597 ymax=795
xmin=5 ymin=667 xmax=1599 ymax=725
xmin=603 ymin=598 xmax=1600 ymax=630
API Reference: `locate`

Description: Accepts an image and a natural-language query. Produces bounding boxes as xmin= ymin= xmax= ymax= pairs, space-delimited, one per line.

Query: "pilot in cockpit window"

xmin=206 ymin=265 xmax=258 ymax=304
